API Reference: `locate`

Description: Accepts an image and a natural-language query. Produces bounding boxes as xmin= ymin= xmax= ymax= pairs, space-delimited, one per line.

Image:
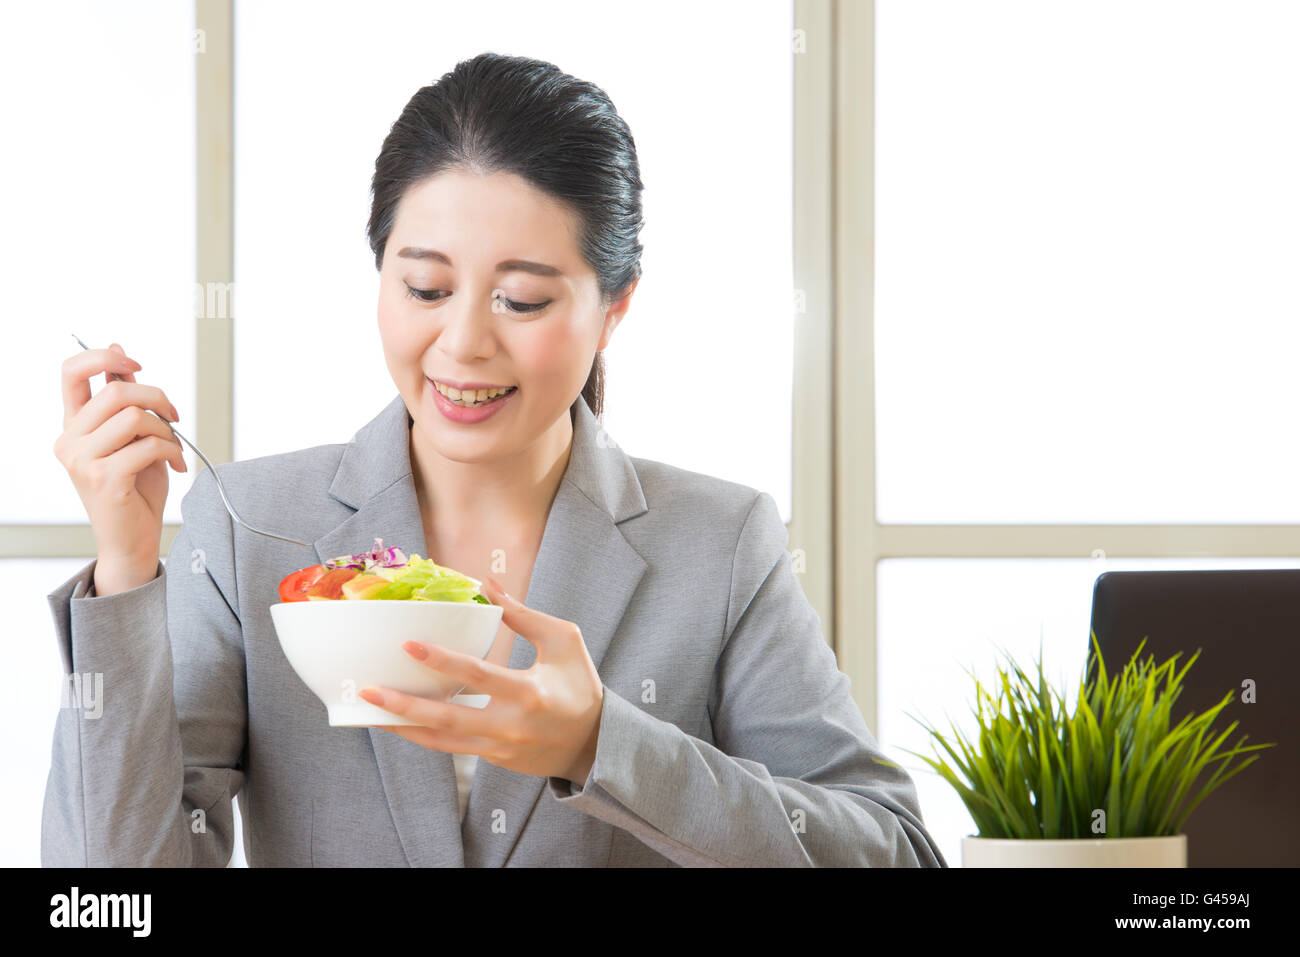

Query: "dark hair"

xmin=368 ymin=53 xmax=645 ymax=418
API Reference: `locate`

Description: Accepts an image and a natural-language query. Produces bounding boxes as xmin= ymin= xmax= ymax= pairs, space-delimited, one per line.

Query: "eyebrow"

xmin=396 ymin=247 xmax=563 ymax=277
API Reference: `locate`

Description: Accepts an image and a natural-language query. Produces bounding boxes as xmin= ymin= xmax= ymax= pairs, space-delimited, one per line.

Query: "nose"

xmin=434 ymin=287 xmax=499 ymax=362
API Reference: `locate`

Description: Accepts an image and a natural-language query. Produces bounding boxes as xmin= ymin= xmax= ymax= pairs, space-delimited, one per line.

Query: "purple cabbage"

xmin=324 ymin=537 xmax=408 ymax=572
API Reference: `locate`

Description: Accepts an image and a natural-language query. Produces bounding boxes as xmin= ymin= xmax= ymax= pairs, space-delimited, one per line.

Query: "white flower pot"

xmin=962 ymin=834 xmax=1187 ymax=867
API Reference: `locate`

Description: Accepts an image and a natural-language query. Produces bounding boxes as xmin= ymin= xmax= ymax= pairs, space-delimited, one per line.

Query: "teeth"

xmin=434 ymin=380 xmax=515 ymax=406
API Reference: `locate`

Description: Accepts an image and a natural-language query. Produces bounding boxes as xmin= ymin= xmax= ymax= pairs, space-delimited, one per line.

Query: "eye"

xmin=494 ymin=294 xmax=551 ymax=315
xmin=404 ymin=283 xmax=448 ymax=304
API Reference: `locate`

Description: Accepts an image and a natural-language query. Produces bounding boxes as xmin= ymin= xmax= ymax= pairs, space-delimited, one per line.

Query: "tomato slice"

xmin=305 ymin=566 xmax=361 ymax=600
xmin=278 ymin=564 xmax=328 ymax=603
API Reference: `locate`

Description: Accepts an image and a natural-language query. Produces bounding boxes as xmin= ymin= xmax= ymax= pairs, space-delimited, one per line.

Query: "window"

xmin=875 ymin=0 xmax=1300 ymax=524
xmin=1 ymin=0 xmax=196 ymax=524
xmin=868 ymin=0 xmax=1300 ymax=865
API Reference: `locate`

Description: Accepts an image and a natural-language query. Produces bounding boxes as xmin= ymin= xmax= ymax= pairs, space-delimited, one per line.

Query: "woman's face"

xmin=378 ymin=167 xmax=630 ymax=462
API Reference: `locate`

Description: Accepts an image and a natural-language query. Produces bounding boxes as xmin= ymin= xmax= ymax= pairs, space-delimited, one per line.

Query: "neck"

xmin=409 ymin=405 xmax=574 ymax=550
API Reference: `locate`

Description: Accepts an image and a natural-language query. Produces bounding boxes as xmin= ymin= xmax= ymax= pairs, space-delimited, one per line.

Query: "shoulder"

xmin=624 ymin=454 xmax=792 ymax=642
xmin=625 ymin=453 xmax=788 ymax=560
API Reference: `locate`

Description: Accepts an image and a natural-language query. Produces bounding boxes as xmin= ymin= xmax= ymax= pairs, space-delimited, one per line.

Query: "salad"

xmin=277 ymin=537 xmax=491 ymax=604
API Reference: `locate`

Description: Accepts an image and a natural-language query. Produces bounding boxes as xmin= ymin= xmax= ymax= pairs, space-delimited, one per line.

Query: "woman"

xmin=45 ymin=53 xmax=945 ymax=867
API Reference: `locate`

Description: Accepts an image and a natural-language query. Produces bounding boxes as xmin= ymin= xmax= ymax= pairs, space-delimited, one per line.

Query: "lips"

xmin=428 ymin=376 xmax=517 ymax=423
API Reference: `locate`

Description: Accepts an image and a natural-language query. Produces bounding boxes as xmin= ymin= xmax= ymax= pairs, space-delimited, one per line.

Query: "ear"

xmin=596 ymin=277 xmax=639 ymax=351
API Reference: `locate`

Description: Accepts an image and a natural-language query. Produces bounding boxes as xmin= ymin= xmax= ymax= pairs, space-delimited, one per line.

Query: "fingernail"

xmin=403 ymin=641 xmax=428 ymax=660
xmin=487 ymin=577 xmax=512 ymax=601
xmin=359 ymin=688 xmax=383 ymax=706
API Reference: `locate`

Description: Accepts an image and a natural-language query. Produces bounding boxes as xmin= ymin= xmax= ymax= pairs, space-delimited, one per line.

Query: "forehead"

xmin=390 ymin=168 xmax=582 ymax=264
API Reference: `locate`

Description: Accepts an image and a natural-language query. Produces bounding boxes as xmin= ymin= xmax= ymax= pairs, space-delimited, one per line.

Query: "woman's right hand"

xmin=55 ymin=343 xmax=188 ymax=596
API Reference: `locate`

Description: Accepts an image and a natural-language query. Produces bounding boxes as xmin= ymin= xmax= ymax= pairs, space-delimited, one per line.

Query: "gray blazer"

xmin=43 ymin=392 xmax=946 ymax=867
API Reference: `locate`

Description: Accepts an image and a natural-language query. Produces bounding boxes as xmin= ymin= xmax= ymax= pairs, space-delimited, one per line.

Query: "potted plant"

xmin=903 ymin=634 xmax=1273 ymax=867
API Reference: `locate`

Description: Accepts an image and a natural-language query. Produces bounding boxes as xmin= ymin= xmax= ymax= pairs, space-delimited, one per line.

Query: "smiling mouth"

xmin=430 ymin=379 xmax=518 ymax=407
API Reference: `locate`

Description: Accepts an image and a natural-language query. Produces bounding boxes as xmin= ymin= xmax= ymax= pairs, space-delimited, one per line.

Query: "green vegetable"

xmin=367 ymin=554 xmax=486 ymax=603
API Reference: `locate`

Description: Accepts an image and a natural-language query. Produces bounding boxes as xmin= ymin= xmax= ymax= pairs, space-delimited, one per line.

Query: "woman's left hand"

xmin=358 ymin=577 xmax=604 ymax=784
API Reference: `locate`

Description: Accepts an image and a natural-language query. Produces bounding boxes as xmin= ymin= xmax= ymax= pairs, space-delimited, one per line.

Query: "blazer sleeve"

xmin=545 ymin=490 xmax=948 ymax=867
xmin=42 ymin=466 xmax=248 ymax=867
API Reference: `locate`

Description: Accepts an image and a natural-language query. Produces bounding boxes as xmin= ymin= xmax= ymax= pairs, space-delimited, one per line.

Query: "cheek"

xmin=376 ymin=284 xmax=396 ymax=338
xmin=376 ymin=288 xmax=418 ymax=355
xmin=512 ymin=319 xmax=589 ymax=381
xmin=375 ymin=289 xmax=425 ymax=397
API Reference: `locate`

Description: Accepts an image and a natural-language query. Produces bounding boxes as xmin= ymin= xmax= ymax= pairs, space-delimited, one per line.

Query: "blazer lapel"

xmin=315 ymin=391 xmax=648 ymax=868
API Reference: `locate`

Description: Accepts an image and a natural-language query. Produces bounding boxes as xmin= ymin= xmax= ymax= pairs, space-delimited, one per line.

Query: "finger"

xmin=107 ymin=343 xmax=138 ymax=385
xmin=100 ymin=434 xmax=187 ymax=482
xmin=402 ymin=641 xmax=520 ymax=698
xmin=359 ymin=686 xmax=503 ymax=738
xmin=482 ymin=578 xmax=582 ymax=657
xmin=83 ymin=405 xmax=186 ymax=470
xmin=68 ymin=379 xmax=179 ymax=439
xmin=61 ymin=346 xmax=142 ymax=425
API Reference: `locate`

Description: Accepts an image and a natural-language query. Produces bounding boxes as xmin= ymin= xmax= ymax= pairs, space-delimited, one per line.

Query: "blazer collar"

xmin=313 ymin=391 xmax=649 ymax=867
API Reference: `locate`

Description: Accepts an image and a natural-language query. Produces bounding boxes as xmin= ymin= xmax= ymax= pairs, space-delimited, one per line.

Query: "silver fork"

xmin=73 ymin=334 xmax=314 ymax=548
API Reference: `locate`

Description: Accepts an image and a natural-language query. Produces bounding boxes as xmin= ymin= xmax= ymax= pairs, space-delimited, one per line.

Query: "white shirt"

xmin=450 ymin=693 xmax=491 ymax=820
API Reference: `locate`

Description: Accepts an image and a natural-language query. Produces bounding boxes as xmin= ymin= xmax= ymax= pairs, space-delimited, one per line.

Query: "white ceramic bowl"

xmin=270 ymin=599 xmax=502 ymax=726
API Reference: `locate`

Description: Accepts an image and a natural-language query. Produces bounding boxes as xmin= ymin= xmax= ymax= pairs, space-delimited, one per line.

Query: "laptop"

xmin=1088 ymin=569 xmax=1298 ymax=867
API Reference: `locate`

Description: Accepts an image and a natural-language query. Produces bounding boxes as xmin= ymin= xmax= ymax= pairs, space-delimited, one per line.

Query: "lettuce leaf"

xmin=361 ymin=553 xmax=485 ymax=603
